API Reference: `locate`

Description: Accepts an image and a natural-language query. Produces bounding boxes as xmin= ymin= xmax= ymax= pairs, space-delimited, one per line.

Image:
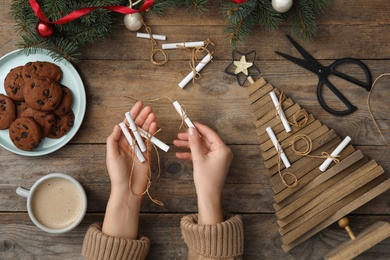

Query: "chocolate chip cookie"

xmin=23 ymin=77 xmax=63 ymax=111
xmin=48 ymin=110 xmax=74 ymax=139
xmin=21 ymin=107 xmax=56 ymax=137
xmin=14 ymin=101 xmax=29 ymax=118
xmin=9 ymin=117 xmax=42 ymax=151
xmin=0 ymin=94 xmax=16 ymax=130
xmin=23 ymin=61 xmax=62 ymax=82
xmin=4 ymin=66 xmax=25 ymax=101
xmin=53 ymin=85 xmax=73 ymax=116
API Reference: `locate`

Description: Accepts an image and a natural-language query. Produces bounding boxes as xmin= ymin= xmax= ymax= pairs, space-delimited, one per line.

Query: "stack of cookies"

xmin=0 ymin=61 xmax=74 ymax=151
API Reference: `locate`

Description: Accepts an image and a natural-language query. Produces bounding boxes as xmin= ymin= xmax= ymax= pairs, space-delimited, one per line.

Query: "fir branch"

xmin=288 ymin=0 xmax=317 ymax=40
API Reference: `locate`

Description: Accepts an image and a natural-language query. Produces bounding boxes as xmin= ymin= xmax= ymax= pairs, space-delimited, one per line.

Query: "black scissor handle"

xmin=317 ymin=79 xmax=358 ymax=116
xmin=329 ymin=58 xmax=372 ymax=91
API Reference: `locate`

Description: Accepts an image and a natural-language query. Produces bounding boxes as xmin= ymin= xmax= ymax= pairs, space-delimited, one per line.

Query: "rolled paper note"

xmin=270 ymin=91 xmax=292 ymax=133
xmin=266 ymin=126 xmax=291 ymax=168
xmin=119 ymin=122 xmax=146 ymax=163
xmin=162 ymin=41 xmax=204 ymax=50
xmin=136 ymin=32 xmax=166 ymax=41
xmin=125 ymin=112 xmax=147 ymax=152
xmin=319 ymin=136 xmax=352 ymax=172
xmin=172 ymin=101 xmax=196 ymax=129
xmin=137 ymin=127 xmax=170 ymax=152
xmin=178 ymin=53 xmax=213 ymax=89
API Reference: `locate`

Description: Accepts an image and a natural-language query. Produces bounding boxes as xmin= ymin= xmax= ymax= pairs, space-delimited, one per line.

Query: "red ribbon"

xmin=230 ymin=0 xmax=249 ymax=4
xmin=29 ymin=0 xmax=154 ymax=25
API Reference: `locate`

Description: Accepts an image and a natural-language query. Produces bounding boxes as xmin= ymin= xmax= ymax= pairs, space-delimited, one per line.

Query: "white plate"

xmin=0 ymin=49 xmax=86 ymax=156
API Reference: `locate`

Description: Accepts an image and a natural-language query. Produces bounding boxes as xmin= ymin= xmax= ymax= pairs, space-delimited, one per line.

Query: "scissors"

xmin=275 ymin=35 xmax=372 ymax=116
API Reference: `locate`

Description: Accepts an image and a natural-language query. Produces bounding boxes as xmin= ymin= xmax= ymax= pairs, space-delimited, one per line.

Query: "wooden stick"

xmin=250 ymin=87 xmax=279 ymax=112
xmin=324 ymin=221 xmax=390 ymax=260
xmin=274 ymin=149 xmax=365 ymax=211
xmin=264 ymin=129 xmax=337 ymax=170
xmin=256 ymin=103 xmax=301 ymax=136
xmin=338 ymin=217 xmax=356 ymax=240
xmin=257 ymin=113 xmax=314 ymax=144
xmin=248 ymin=82 xmax=274 ymax=104
xmin=272 ymin=144 xmax=356 ymax=201
xmin=282 ymin=176 xmax=390 ymax=252
xmin=264 ymin=130 xmax=340 ymax=176
xmin=254 ymin=98 xmax=294 ymax=129
xmin=278 ymin=161 xmax=378 ymax=229
xmin=280 ymin=164 xmax=384 ymax=243
xmin=262 ymin=122 xmax=326 ymax=160
xmin=247 ymin=77 xmax=267 ymax=95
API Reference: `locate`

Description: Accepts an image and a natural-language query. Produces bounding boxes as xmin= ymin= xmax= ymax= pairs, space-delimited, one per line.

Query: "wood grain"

xmin=1 ymin=0 xmax=390 ymax=259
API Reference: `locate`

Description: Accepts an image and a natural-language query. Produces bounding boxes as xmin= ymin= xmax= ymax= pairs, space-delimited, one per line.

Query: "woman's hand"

xmin=103 ymin=101 xmax=157 ymax=239
xmin=174 ymin=122 xmax=233 ymax=225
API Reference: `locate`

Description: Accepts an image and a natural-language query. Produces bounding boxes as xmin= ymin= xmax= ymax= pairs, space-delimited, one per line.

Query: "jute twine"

xmin=367 ymin=73 xmax=390 ymax=147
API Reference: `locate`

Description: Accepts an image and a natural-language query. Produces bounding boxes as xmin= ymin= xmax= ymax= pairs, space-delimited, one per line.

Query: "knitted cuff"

xmin=180 ymin=214 xmax=244 ymax=259
xmin=81 ymin=222 xmax=150 ymax=260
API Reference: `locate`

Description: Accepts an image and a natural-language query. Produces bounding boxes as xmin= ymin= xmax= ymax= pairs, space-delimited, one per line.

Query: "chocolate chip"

xmin=68 ymin=121 xmax=74 ymax=127
xmin=62 ymin=107 xmax=67 ymax=113
xmin=43 ymin=89 xmax=50 ymax=96
xmin=1 ymin=105 xmax=6 ymax=111
xmin=25 ymin=74 xmax=31 ymax=78
xmin=23 ymin=124 xmax=28 ymax=130
xmin=0 ymin=100 xmax=5 ymax=104
xmin=38 ymin=100 xmax=44 ymax=106
xmin=26 ymin=62 xmax=32 ymax=66
xmin=15 ymin=137 xmax=20 ymax=141
xmin=21 ymin=132 xmax=27 ymax=138
xmin=12 ymin=88 xmax=18 ymax=94
xmin=33 ymin=65 xmax=37 ymax=71
xmin=31 ymin=83 xmax=35 ymax=88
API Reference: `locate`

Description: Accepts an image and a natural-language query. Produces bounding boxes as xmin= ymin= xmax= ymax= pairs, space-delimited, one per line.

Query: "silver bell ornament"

xmin=124 ymin=12 xmax=143 ymax=31
xmin=272 ymin=0 xmax=293 ymax=13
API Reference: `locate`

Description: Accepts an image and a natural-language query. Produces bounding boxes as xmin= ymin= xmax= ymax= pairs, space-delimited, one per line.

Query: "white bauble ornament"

xmin=272 ymin=0 xmax=293 ymax=13
xmin=124 ymin=12 xmax=143 ymax=31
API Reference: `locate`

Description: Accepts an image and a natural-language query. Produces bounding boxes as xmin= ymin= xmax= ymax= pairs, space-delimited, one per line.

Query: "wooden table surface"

xmin=1 ymin=0 xmax=390 ymax=259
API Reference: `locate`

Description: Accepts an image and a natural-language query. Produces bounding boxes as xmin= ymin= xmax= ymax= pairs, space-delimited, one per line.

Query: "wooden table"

xmin=1 ymin=1 xmax=389 ymax=259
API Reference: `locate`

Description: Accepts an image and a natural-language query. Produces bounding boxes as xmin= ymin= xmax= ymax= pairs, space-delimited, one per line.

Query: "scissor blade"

xmin=285 ymin=35 xmax=323 ymax=68
xmin=275 ymin=51 xmax=318 ymax=73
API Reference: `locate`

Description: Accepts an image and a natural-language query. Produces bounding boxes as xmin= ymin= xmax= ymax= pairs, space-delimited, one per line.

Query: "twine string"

xmin=142 ymin=20 xmax=168 ymax=66
xmin=367 ymin=73 xmax=390 ymax=147
xmin=124 ymin=122 xmax=164 ymax=207
xmin=276 ymin=143 xmax=298 ymax=188
xmin=290 ymin=134 xmax=340 ymax=163
xmin=275 ymin=92 xmax=309 ymax=128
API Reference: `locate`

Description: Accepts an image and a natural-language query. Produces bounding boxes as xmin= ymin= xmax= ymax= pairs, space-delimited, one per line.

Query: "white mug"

xmin=16 ymin=173 xmax=87 ymax=234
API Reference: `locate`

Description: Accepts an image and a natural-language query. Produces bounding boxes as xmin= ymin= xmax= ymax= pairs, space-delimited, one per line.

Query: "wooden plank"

xmin=252 ymin=98 xmax=276 ymax=120
xmin=247 ymin=77 xmax=268 ymax=96
xmin=250 ymin=88 xmax=280 ymax=115
xmin=267 ymin=135 xmax=340 ymax=178
xmin=255 ymin=103 xmax=301 ymax=137
xmin=282 ymin=176 xmax=390 ymax=252
xmin=264 ymin=129 xmax=338 ymax=170
xmin=249 ymin=83 xmax=275 ymax=104
xmin=324 ymin=221 xmax=390 ymax=260
xmin=274 ymin=150 xmax=366 ymax=212
xmin=262 ymin=122 xmax=327 ymax=160
xmin=278 ymin=160 xmax=379 ymax=228
xmin=254 ymin=98 xmax=294 ymax=129
xmin=281 ymin=168 xmax=386 ymax=246
xmin=257 ymin=112 xmax=314 ymax=144
xmin=273 ymin=144 xmax=357 ymax=208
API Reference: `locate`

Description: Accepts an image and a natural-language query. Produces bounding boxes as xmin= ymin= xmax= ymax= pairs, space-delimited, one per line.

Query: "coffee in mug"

xmin=16 ymin=173 xmax=87 ymax=233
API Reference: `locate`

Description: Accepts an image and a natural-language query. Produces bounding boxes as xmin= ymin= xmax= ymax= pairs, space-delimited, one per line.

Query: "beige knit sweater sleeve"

xmin=180 ymin=214 xmax=244 ymax=260
xmin=81 ymin=222 xmax=150 ymax=260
